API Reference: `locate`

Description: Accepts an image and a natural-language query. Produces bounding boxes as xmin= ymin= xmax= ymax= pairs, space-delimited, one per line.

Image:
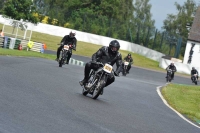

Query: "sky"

xmin=149 ymin=0 xmax=199 ymax=30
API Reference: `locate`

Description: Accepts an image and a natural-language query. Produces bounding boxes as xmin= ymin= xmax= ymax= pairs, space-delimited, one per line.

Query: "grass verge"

xmin=0 ymin=48 xmax=55 ymax=60
xmin=161 ymin=83 xmax=200 ymax=124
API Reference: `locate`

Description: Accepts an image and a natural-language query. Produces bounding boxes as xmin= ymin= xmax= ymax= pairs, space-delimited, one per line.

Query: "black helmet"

xmin=108 ymin=40 xmax=120 ymax=54
xmin=128 ymin=53 xmax=131 ymax=56
xmin=192 ymin=67 xmax=195 ymax=70
xmin=170 ymin=62 xmax=174 ymax=66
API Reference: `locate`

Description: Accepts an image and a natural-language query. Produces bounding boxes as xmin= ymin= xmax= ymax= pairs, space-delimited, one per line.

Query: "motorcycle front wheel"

xmin=59 ymin=58 xmax=64 ymax=67
xmin=92 ymin=79 xmax=105 ymax=99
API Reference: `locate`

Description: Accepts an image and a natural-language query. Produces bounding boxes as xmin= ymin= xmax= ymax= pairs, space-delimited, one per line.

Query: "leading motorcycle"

xmin=81 ymin=62 xmax=118 ymax=99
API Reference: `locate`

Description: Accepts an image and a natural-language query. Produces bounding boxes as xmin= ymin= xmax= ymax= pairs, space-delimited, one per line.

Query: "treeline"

xmin=0 ymin=0 xmax=198 ymax=58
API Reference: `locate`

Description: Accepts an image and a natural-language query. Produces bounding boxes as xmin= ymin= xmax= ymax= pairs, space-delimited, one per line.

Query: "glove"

xmin=91 ymin=60 xmax=97 ymax=64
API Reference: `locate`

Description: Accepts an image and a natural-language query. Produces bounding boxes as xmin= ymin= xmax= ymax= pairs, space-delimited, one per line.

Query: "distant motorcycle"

xmin=166 ymin=69 xmax=173 ymax=82
xmin=122 ymin=61 xmax=129 ymax=76
xmin=81 ymin=62 xmax=118 ymax=99
xmin=58 ymin=43 xmax=72 ymax=67
xmin=191 ymin=74 xmax=198 ymax=85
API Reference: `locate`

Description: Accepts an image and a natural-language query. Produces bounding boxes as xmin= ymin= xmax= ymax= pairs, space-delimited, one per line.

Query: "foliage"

xmin=2 ymin=0 xmax=39 ymax=24
xmin=162 ymin=0 xmax=197 ymax=56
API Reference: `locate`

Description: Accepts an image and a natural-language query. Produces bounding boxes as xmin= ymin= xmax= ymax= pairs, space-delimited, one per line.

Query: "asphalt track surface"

xmin=0 ymin=55 xmax=199 ymax=133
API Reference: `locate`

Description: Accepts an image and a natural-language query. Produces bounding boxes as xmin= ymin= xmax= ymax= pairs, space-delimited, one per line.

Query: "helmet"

xmin=108 ymin=40 xmax=120 ymax=54
xmin=170 ymin=62 xmax=174 ymax=66
xmin=69 ymin=30 xmax=76 ymax=38
xmin=192 ymin=67 xmax=195 ymax=70
xmin=128 ymin=53 xmax=131 ymax=57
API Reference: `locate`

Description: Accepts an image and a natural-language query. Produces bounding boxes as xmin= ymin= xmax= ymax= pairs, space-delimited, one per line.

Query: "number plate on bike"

xmin=124 ymin=62 xmax=129 ymax=65
xmin=64 ymin=45 xmax=69 ymax=50
xmin=103 ymin=64 xmax=113 ymax=73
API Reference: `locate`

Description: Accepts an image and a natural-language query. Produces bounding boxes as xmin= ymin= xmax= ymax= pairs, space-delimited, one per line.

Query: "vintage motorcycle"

xmin=122 ymin=61 xmax=129 ymax=76
xmin=81 ymin=62 xmax=118 ymax=99
xmin=166 ymin=69 xmax=173 ymax=82
xmin=191 ymin=74 xmax=198 ymax=85
xmin=58 ymin=43 xmax=72 ymax=67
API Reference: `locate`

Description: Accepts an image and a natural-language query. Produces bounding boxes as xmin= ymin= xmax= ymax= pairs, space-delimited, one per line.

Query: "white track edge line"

xmin=156 ymin=85 xmax=200 ymax=129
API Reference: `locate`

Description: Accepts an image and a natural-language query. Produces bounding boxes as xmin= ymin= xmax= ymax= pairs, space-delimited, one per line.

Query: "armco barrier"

xmin=159 ymin=57 xmax=200 ymax=75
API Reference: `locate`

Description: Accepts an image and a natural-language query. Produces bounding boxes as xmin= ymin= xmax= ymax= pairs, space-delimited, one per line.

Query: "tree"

xmin=132 ymin=0 xmax=155 ymax=45
xmin=3 ymin=0 xmax=39 ymax=23
xmin=162 ymin=0 xmax=197 ymax=57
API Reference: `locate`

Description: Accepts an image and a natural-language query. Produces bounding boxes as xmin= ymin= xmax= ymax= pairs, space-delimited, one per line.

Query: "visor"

xmin=111 ymin=47 xmax=117 ymax=51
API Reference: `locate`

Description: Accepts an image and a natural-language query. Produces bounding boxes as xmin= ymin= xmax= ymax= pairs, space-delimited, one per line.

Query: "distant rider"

xmin=79 ymin=40 xmax=122 ymax=89
xmin=166 ymin=63 xmax=177 ymax=80
xmin=55 ymin=31 xmax=77 ymax=64
xmin=122 ymin=53 xmax=133 ymax=73
xmin=191 ymin=67 xmax=199 ymax=81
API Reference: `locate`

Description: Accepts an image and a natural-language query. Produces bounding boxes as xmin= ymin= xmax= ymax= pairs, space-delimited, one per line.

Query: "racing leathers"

xmin=80 ymin=46 xmax=122 ymax=87
xmin=56 ymin=35 xmax=77 ymax=64
xmin=123 ymin=56 xmax=133 ymax=73
xmin=191 ymin=69 xmax=199 ymax=80
xmin=166 ymin=64 xmax=177 ymax=79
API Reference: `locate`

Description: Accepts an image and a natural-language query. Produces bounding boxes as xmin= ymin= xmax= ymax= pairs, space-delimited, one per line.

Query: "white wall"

xmin=183 ymin=40 xmax=200 ymax=67
xmin=0 ymin=15 xmax=165 ymax=61
xmin=159 ymin=58 xmax=200 ymax=75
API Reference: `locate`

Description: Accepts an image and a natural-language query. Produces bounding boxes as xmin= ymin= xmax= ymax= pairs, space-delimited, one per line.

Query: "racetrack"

xmin=0 ymin=56 xmax=199 ymax=133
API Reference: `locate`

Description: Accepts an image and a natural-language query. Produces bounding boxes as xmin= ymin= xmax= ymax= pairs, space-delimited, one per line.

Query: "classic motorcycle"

xmin=58 ymin=43 xmax=72 ymax=67
xmin=81 ymin=62 xmax=118 ymax=99
xmin=166 ymin=69 xmax=173 ymax=82
xmin=122 ymin=61 xmax=129 ymax=76
xmin=191 ymin=74 xmax=198 ymax=85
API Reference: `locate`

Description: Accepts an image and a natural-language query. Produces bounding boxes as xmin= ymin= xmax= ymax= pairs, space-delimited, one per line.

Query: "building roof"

xmin=188 ymin=6 xmax=200 ymax=42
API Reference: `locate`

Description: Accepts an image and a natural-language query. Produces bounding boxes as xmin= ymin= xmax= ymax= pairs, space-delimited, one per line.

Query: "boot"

xmin=79 ymin=78 xmax=87 ymax=86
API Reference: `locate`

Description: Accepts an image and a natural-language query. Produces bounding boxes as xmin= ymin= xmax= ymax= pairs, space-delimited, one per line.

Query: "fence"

xmin=0 ymin=36 xmax=45 ymax=53
xmin=0 ymin=36 xmax=3 ymax=47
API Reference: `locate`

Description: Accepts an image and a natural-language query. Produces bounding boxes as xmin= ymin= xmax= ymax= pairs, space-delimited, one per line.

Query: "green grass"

xmin=0 ymin=48 xmax=55 ymax=60
xmin=162 ymin=84 xmax=200 ymax=123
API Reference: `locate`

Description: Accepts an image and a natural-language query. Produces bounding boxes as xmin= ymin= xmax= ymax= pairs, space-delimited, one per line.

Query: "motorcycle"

xmin=58 ymin=43 xmax=72 ymax=67
xmin=122 ymin=61 xmax=129 ymax=76
xmin=81 ymin=62 xmax=118 ymax=99
xmin=166 ymin=69 xmax=173 ymax=82
xmin=191 ymin=74 xmax=198 ymax=85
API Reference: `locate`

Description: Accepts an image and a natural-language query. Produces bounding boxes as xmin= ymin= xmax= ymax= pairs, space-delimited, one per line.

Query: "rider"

xmin=79 ymin=40 xmax=122 ymax=88
xmin=191 ymin=67 xmax=199 ymax=81
xmin=55 ymin=31 xmax=77 ymax=64
xmin=123 ymin=53 xmax=133 ymax=73
xmin=166 ymin=62 xmax=177 ymax=80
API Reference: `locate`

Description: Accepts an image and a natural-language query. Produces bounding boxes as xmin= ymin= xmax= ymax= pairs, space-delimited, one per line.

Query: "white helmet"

xmin=69 ymin=30 xmax=76 ymax=38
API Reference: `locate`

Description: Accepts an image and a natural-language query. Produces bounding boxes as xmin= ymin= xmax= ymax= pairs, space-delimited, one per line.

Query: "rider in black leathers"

xmin=79 ymin=40 xmax=122 ymax=88
xmin=166 ymin=63 xmax=177 ymax=80
xmin=191 ymin=67 xmax=199 ymax=80
xmin=55 ymin=31 xmax=77 ymax=64
xmin=122 ymin=53 xmax=133 ymax=73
